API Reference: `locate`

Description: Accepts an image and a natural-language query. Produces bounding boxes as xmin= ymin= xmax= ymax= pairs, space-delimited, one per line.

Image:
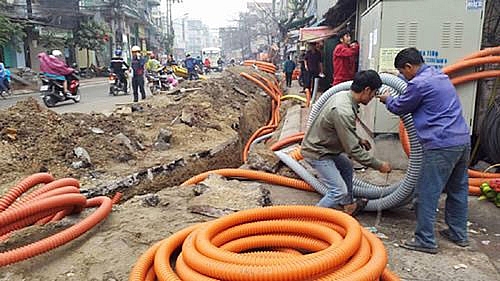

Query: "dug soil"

xmin=0 ymin=67 xmax=272 ymax=196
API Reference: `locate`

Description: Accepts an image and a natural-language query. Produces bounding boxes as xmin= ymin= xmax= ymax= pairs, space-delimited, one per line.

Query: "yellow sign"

xmin=378 ymin=48 xmax=403 ymax=73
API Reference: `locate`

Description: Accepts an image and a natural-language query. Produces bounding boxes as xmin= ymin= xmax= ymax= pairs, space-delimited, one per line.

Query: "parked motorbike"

xmin=108 ymin=72 xmax=129 ymax=96
xmin=146 ymin=72 xmax=161 ymax=95
xmin=39 ymin=72 xmax=81 ymax=107
xmin=147 ymin=67 xmax=177 ymax=94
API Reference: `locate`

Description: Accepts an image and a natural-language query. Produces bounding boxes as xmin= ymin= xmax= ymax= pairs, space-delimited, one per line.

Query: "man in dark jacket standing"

xmin=131 ymin=45 xmax=147 ymax=102
xmin=304 ymin=42 xmax=324 ymax=92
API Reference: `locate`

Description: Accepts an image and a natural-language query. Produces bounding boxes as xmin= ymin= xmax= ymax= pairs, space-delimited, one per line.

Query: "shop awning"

xmin=299 ymin=20 xmax=348 ymax=42
xmin=299 ymin=26 xmax=339 ymax=42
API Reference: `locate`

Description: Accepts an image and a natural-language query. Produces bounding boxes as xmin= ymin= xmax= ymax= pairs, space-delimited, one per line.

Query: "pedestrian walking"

xmin=283 ymin=55 xmax=296 ymax=88
xmin=378 ymin=47 xmax=471 ymax=254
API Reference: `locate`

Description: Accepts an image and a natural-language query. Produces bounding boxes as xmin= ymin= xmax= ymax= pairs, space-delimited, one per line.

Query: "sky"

xmin=170 ymin=0 xmax=272 ymax=29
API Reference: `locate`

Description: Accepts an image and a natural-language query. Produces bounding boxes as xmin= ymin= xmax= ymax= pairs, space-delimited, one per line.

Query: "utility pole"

xmin=25 ymin=0 xmax=33 ymax=67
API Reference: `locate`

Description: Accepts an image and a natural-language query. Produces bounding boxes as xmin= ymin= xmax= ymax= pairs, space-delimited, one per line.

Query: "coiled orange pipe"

xmin=129 ymin=205 xmax=400 ymax=281
xmin=0 ymin=173 xmax=113 ymax=267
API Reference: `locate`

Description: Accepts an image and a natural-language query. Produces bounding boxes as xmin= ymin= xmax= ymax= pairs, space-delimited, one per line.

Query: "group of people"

xmin=36 ymin=46 xmax=181 ymax=103
xmin=299 ymin=41 xmax=470 ymax=254
xmin=183 ymin=54 xmax=222 ymax=80
xmin=287 ymin=30 xmax=359 ymax=91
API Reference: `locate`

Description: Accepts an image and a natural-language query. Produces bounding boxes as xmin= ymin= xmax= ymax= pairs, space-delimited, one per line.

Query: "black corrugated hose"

xmin=480 ymin=100 xmax=500 ymax=163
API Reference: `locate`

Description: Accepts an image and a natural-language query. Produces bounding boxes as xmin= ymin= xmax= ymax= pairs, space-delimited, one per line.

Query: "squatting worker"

xmin=301 ymin=70 xmax=392 ymax=216
xmin=378 ymin=47 xmax=470 ymax=254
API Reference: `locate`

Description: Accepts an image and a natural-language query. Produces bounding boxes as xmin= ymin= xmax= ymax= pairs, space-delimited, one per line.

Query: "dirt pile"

xmin=0 ymin=68 xmax=269 ymax=192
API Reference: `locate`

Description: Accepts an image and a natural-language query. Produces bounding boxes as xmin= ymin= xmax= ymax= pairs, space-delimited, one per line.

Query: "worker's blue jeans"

xmin=414 ymin=144 xmax=470 ymax=248
xmin=306 ymin=154 xmax=353 ymax=208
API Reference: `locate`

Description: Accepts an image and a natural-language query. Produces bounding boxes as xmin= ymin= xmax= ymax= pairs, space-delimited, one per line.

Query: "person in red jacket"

xmin=332 ymin=30 xmax=359 ymax=85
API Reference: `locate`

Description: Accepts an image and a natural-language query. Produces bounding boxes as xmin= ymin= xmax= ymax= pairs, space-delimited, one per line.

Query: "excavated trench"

xmin=82 ymin=95 xmax=271 ymax=200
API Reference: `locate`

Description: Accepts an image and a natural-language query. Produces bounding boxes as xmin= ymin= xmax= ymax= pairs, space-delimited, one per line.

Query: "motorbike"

xmin=147 ymin=67 xmax=176 ymax=94
xmin=146 ymin=72 xmax=161 ymax=95
xmin=108 ymin=72 xmax=129 ymax=96
xmin=39 ymin=72 xmax=81 ymax=107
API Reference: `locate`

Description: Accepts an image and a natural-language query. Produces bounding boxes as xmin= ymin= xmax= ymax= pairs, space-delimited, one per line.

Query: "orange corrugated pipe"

xmin=240 ymin=72 xmax=279 ymax=102
xmin=251 ymin=72 xmax=283 ymax=100
xmin=442 ymin=56 xmax=500 ymax=74
xmin=468 ymin=169 xmax=500 ymax=178
xmin=240 ymin=71 xmax=283 ymax=162
xmin=270 ymin=134 xmax=305 ymax=151
xmin=289 ymin=147 xmax=305 ymax=161
xmin=469 ymin=186 xmax=481 ymax=196
xmin=469 ymin=177 xmax=500 ymax=186
xmin=244 ymin=60 xmax=277 ymax=69
xmin=181 ymin=168 xmax=314 ymax=192
xmin=129 ymin=205 xmax=400 ymax=281
xmin=461 ymin=46 xmax=500 ymax=60
xmin=0 ymin=173 xmax=113 ymax=267
xmin=451 ymin=70 xmax=500 ymax=85
xmin=242 ymin=125 xmax=276 ymax=162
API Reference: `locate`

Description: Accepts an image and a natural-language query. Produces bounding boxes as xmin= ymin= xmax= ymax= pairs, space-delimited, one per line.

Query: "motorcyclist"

xmin=0 ymin=62 xmax=11 ymax=94
xmin=38 ymin=50 xmax=75 ymax=96
xmin=203 ymin=58 xmax=211 ymax=74
xmin=167 ymin=54 xmax=177 ymax=66
xmin=109 ymin=49 xmax=129 ymax=93
xmin=184 ymin=54 xmax=198 ymax=80
xmin=131 ymin=45 xmax=147 ymax=102
xmin=145 ymin=52 xmax=162 ymax=73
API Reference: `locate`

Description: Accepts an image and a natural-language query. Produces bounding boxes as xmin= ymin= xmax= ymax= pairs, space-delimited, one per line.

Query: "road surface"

xmin=0 ymin=82 xmax=143 ymax=115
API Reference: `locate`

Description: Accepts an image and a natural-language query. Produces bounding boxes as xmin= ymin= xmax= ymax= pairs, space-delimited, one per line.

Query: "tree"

xmin=0 ymin=15 xmax=26 ymax=52
xmin=72 ymin=20 xmax=110 ymax=67
xmin=160 ymin=33 xmax=175 ymax=54
xmin=38 ymin=32 xmax=67 ymax=51
xmin=252 ymin=0 xmax=313 ymax=61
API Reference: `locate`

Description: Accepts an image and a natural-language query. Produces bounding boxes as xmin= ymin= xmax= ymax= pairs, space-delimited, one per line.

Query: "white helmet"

xmin=52 ymin=50 xmax=63 ymax=57
xmin=131 ymin=45 xmax=141 ymax=52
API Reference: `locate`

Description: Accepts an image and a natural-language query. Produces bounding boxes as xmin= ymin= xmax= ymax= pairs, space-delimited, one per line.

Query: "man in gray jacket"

xmin=301 ymin=70 xmax=392 ymax=215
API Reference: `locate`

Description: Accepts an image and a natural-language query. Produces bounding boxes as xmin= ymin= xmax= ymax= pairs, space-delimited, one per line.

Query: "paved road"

xmin=0 ymin=82 xmax=141 ymax=115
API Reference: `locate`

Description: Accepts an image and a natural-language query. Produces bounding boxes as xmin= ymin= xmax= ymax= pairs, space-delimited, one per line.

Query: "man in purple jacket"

xmin=378 ymin=47 xmax=470 ymax=254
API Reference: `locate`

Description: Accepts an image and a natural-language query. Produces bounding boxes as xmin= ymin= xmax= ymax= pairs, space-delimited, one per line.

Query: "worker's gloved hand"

xmin=379 ymin=162 xmax=392 ymax=173
xmin=359 ymin=139 xmax=372 ymax=151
